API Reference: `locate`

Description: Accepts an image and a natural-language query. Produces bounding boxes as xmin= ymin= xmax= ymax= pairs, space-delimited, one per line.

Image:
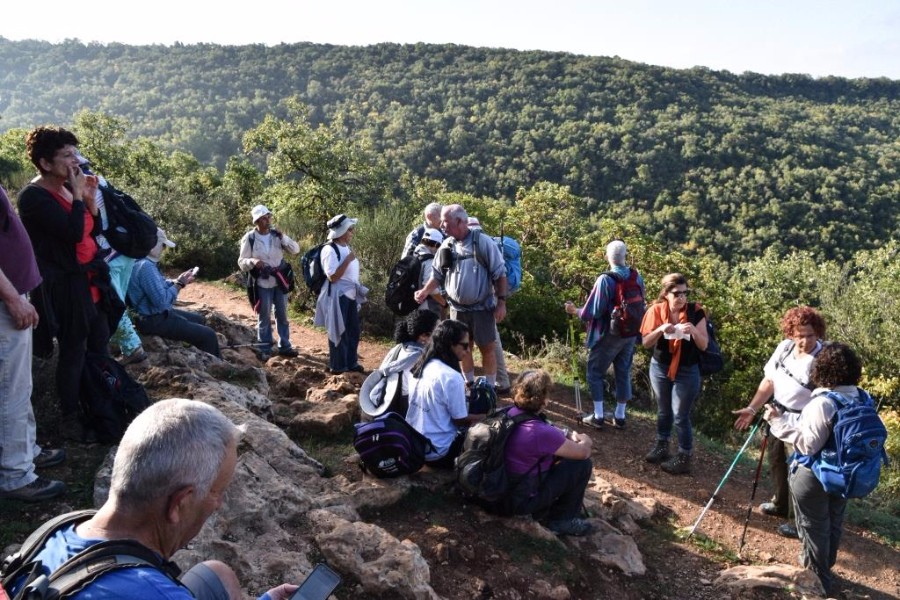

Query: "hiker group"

xmin=1 ymin=129 xmax=890 ymax=598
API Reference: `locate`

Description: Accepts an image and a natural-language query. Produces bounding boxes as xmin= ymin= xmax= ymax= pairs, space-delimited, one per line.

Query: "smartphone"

xmin=290 ymin=563 xmax=342 ymax=600
xmin=190 ymin=266 xmax=200 ymax=277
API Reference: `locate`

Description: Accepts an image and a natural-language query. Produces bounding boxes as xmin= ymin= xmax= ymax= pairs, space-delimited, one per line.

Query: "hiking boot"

xmin=581 ymin=414 xmax=604 ymax=430
xmin=278 ymin=347 xmax=299 ymax=358
xmin=349 ymin=364 xmax=366 ymax=373
xmin=759 ymin=502 xmax=789 ymax=518
xmin=546 ymin=518 xmax=593 ymax=537
xmin=644 ymin=440 xmax=670 ymax=464
xmin=121 ymin=347 xmax=148 ymax=365
xmin=0 ymin=477 xmax=66 ymax=502
xmin=613 ymin=418 xmax=626 ymax=430
xmin=661 ymin=452 xmax=692 ymax=475
xmin=777 ymin=523 xmax=800 ymax=539
xmin=34 ymin=448 xmax=66 ymax=469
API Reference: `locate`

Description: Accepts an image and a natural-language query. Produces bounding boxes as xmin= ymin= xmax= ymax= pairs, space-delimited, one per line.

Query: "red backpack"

xmin=606 ymin=269 xmax=645 ymax=337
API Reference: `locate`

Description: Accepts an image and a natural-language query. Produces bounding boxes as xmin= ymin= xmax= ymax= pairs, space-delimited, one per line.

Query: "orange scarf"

xmin=643 ymin=302 xmax=689 ymax=381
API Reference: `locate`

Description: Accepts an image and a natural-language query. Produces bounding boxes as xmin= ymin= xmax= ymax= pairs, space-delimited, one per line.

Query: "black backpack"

xmin=79 ymin=352 xmax=151 ymax=443
xmin=687 ymin=303 xmax=724 ymax=376
xmin=353 ymin=412 xmax=436 ymax=478
xmin=455 ymin=407 xmax=540 ymax=503
xmin=301 ymin=241 xmax=339 ymax=295
xmin=99 ymin=184 xmax=158 ymax=259
xmin=605 ymin=269 xmax=645 ymax=338
xmin=467 ymin=376 xmax=497 ymax=415
xmin=1 ymin=510 xmax=183 ymax=600
xmin=384 ymin=254 xmax=427 ymax=316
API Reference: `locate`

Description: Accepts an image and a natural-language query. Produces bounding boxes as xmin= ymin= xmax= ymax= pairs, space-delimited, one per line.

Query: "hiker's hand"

xmin=82 ymin=174 xmax=99 ymax=208
xmin=344 ymin=250 xmax=356 ymax=264
xmin=564 ymin=301 xmax=577 ymax=316
xmin=265 ymin=583 xmax=299 ymax=600
xmin=494 ymin=299 xmax=507 ymax=323
xmin=4 ymin=294 xmax=39 ymax=330
xmin=176 ymin=269 xmax=195 ymax=286
xmin=732 ymin=408 xmax=756 ymax=430
xmin=413 ymin=288 xmax=427 ymax=304
xmin=763 ymin=404 xmax=781 ymax=422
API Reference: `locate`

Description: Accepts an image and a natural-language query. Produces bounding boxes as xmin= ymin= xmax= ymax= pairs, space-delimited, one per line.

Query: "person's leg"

xmin=180 ymin=560 xmax=238 ymax=600
xmin=493 ymin=324 xmax=509 ymax=390
xmin=649 ymin=360 xmax=673 ymax=442
xmin=143 ymin=310 xmax=221 ymax=358
xmin=532 ymin=458 xmax=593 ymax=522
xmin=768 ymin=435 xmax=791 ymax=516
xmin=671 ymin=365 xmax=701 ymax=455
xmin=273 ymin=289 xmax=293 ymax=351
xmin=471 ymin=311 xmax=497 ymax=383
xmin=344 ymin=296 xmax=361 ymax=369
xmin=329 ymin=295 xmax=356 ymax=371
xmin=449 ymin=308 xmax=475 ymax=378
xmin=611 ymin=337 xmax=636 ymax=422
xmin=827 ymin=493 xmax=848 ymax=573
xmin=425 ymin=431 xmax=465 ymax=469
xmin=585 ymin=340 xmax=615 ymax=420
xmin=255 ymin=286 xmax=275 ymax=354
xmin=55 ymin=322 xmax=88 ymax=418
xmin=0 ymin=301 xmax=38 ymax=491
xmin=790 ymin=466 xmax=838 ymax=595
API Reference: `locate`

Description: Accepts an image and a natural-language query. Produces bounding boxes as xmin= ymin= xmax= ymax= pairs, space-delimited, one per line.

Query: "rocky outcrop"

xmin=715 ymin=564 xmax=826 ymax=599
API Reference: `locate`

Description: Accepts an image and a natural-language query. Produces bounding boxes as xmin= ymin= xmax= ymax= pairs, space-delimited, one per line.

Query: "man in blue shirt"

xmin=127 ymin=229 xmax=220 ymax=357
xmin=565 ymin=240 xmax=645 ymax=430
xmin=7 ymin=398 xmax=297 ymax=599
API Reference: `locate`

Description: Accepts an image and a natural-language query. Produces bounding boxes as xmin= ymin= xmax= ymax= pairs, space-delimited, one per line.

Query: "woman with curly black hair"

xmin=405 ymin=319 xmax=480 ymax=468
xmin=764 ymin=342 xmax=868 ymax=596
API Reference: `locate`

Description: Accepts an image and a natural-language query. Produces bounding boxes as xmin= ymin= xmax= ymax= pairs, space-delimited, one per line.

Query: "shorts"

xmin=450 ymin=309 xmax=496 ymax=347
xmin=181 ymin=562 xmax=229 ymax=600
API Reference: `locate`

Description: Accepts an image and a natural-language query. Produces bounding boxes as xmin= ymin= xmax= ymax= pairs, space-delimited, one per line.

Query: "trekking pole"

xmin=687 ymin=418 xmax=763 ymax=539
xmin=738 ymin=422 xmax=770 ymax=555
xmin=221 ymin=342 xmax=269 ymax=349
xmin=568 ymin=317 xmax=585 ymax=419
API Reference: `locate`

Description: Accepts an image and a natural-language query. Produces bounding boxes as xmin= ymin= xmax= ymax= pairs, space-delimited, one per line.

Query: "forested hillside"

xmin=1 ymin=38 xmax=898 ymax=263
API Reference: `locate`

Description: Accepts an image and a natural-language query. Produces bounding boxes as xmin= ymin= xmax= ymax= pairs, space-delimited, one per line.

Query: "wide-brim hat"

xmin=251 ymin=204 xmax=272 ymax=223
xmin=358 ymin=369 xmax=402 ymax=417
xmin=327 ymin=214 xmax=358 ymax=240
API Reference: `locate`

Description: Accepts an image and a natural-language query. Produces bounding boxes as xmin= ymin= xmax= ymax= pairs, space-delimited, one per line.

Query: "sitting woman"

xmin=359 ymin=310 xmax=440 ymax=419
xmin=502 ymin=369 xmax=594 ymax=537
xmin=764 ymin=342 xmax=872 ymax=596
xmin=405 ymin=319 xmax=480 ymax=469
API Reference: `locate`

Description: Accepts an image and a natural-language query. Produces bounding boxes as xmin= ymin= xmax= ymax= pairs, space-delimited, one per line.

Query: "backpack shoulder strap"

xmin=45 ymin=540 xmax=183 ymax=599
xmin=248 ymin=232 xmax=255 ymax=252
xmin=2 ymin=510 xmax=97 ymax=576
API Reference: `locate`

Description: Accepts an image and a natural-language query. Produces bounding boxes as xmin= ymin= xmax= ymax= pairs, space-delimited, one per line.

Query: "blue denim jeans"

xmin=0 ymin=297 xmax=40 ymax=491
xmin=649 ymin=358 xmax=701 ymax=454
xmin=328 ymin=294 xmax=360 ymax=371
xmin=586 ymin=334 xmax=637 ymax=416
xmin=106 ymin=254 xmax=141 ymax=355
xmin=255 ymin=285 xmax=292 ymax=353
xmin=136 ymin=309 xmax=220 ymax=358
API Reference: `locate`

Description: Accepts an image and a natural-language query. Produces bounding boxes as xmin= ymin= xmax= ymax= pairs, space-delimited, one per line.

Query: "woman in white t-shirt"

xmin=733 ymin=306 xmax=826 ymax=538
xmin=315 ymin=213 xmax=366 ymax=374
xmin=405 ymin=319 xmax=480 ymax=468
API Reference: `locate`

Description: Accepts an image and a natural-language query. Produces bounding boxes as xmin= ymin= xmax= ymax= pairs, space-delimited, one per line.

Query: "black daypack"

xmin=467 ymin=376 xmax=497 ymax=415
xmin=456 ymin=407 xmax=540 ymax=503
xmin=301 ymin=242 xmax=339 ymax=295
xmin=99 ymin=184 xmax=158 ymax=259
xmin=687 ymin=303 xmax=724 ymax=376
xmin=353 ymin=412 xmax=435 ymax=478
xmin=79 ymin=352 xmax=151 ymax=443
xmin=605 ymin=268 xmax=645 ymax=338
xmin=1 ymin=510 xmax=183 ymax=600
xmin=384 ymin=254 xmax=427 ymax=316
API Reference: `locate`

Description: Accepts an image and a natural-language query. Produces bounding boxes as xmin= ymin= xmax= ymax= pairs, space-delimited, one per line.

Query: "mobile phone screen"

xmin=290 ymin=563 xmax=342 ymax=600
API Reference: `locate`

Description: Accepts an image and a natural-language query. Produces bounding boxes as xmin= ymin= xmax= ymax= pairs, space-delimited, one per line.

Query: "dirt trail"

xmin=182 ymin=280 xmax=900 ymax=600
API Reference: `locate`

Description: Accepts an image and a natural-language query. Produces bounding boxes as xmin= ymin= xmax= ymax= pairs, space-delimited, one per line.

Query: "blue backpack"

xmin=799 ymin=388 xmax=889 ymax=499
xmin=491 ymin=235 xmax=522 ymax=293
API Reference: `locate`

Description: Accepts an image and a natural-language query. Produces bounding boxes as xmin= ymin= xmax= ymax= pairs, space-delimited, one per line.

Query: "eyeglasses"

xmin=456 ymin=342 xmax=470 ymax=351
xmin=670 ymin=290 xmax=690 ymax=298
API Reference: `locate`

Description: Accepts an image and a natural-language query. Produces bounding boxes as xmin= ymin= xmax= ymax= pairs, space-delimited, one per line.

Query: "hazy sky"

xmin=2 ymin=0 xmax=898 ymax=79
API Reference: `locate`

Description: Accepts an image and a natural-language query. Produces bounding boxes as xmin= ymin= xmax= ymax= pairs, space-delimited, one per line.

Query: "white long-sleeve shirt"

xmin=767 ymin=385 xmax=859 ymax=457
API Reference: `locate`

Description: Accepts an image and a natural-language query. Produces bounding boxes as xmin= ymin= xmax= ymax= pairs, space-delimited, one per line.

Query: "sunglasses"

xmin=670 ymin=290 xmax=690 ymax=298
xmin=456 ymin=341 xmax=470 ymax=351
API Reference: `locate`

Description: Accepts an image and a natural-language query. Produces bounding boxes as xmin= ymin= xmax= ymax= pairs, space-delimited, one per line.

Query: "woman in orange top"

xmin=639 ymin=273 xmax=709 ymax=474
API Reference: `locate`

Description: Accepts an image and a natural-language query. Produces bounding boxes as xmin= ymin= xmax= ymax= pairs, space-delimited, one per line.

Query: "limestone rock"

xmin=715 ymin=564 xmax=825 ymax=599
xmin=591 ymin=532 xmax=646 ymax=576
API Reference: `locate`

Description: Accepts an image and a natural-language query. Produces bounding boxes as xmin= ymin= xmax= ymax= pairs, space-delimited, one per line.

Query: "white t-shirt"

xmin=321 ymin=242 xmax=359 ymax=300
xmin=405 ymin=359 xmax=468 ymax=459
xmin=763 ymin=339 xmax=822 ymax=411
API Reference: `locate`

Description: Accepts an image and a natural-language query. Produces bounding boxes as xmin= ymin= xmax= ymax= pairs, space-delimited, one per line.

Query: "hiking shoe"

xmin=661 ymin=452 xmax=692 ymax=475
xmin=547 ymin=518 xmax=593 ymax=537
xmin=581 ymin=414 xmax=604 ymax=430
xmin=121 ymin=347 xmax=148 ymax=365
xmin=777 ymin=523 xmax=799 ymax=539
xmin=644 ymin=440 xmax=671 ymax=464
xmin=278 ymin=347 xmax=299 ymax=358
xmin=349 ymin=364 xmax=366 ymax=373
xmin=34 ymin=448 xmax=66 ymax=469
xmin=613 ymin=418 xmax=626 ymax=430
xmin=759 ymin=502 xmax=789 ymax=518
xmin=0 ymin=477 xmax=66 ymax=502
